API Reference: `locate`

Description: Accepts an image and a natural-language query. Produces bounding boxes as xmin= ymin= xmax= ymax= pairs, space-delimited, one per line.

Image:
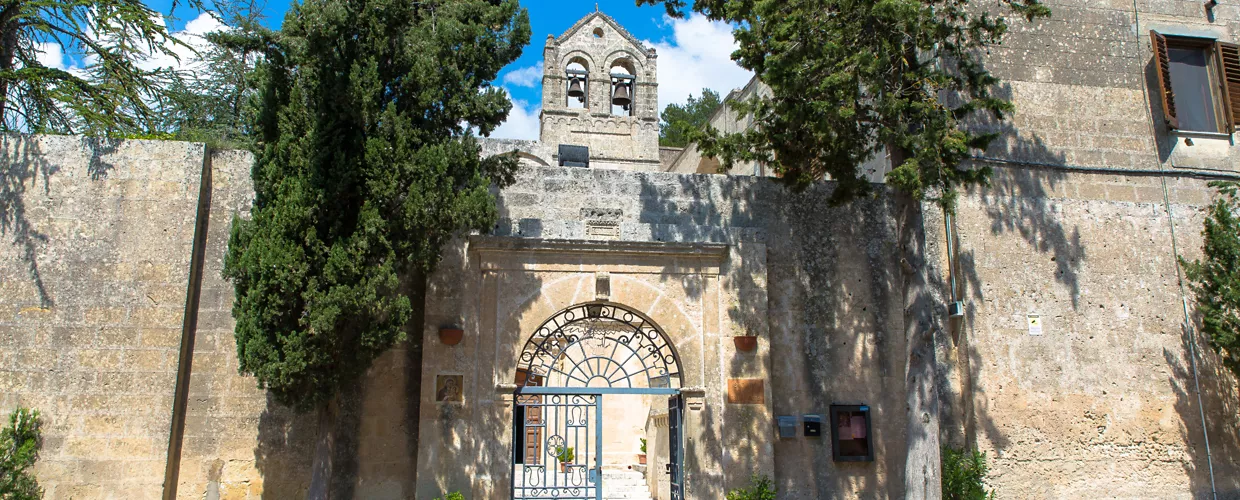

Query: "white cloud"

xmin=70 ymin=10 xmax=223 ymax=73
xmin=645 ymin=14 xmax=752 ymax=110
xmin=490 ymin=88 xmax=541 ymax=141
xmin=34 ymin=42 xmax=65 ymax=70
xmin=502 ymin=61 xmax=544 ymax=88
xmin=135 ymin=11 xmax=225 ymax=74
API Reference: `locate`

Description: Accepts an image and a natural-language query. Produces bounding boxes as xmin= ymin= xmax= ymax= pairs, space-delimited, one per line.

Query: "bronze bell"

xmin=611 ymin=81 xmax=631 ymax=107
xmin=567 ymin=77 xmax=585 ymax=99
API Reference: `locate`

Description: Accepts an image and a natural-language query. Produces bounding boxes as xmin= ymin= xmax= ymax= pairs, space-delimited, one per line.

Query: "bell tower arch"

xmin=539 ymin=11 xmax=661 ymax=171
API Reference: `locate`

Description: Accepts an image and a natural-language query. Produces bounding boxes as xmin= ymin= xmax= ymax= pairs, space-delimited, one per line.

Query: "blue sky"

xmin=121 ymin=0 xmax=753 ymax=140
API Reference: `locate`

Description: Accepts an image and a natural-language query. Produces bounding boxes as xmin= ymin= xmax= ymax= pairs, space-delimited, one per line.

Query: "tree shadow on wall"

xmin=632 ymin=169 xmax=913 ymax=498
xmin=775 ymin=183 xmax=906 ymax=499
xmin=1 ymin=135 xmax=58 ymax=308
xmin=633 ymin=172 xmax=762 ymax=496
xmin=950 ymin=82 xmax=1086 ymax=455
xmin=1164 ymin=319 xmax=1240 ymax=497
xmin=969 ymin=84 xmax=1085 ymax=309
xmin=83 ymin=136 xmax=122 ymax=181
xmin=252 ymin=388 xmax=364 ymax=498
xmin=0 ymin=135 xmax=124 ymax=310
xmin=419 ymin=187 xmax=548 ymax=497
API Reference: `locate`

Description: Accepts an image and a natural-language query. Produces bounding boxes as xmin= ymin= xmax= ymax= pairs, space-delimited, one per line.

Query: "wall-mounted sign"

xmin=830 ymin=405 xmax=874 ymax=462
xmin=727 ymin=378 xmax=765 ymax=404
xmin=1027 ymin=314 xmax=1043 ymax=336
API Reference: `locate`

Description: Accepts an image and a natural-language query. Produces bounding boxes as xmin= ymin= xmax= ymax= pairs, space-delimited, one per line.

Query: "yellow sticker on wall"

xmin=1027 ymin=314 xmax=1043 ymax=336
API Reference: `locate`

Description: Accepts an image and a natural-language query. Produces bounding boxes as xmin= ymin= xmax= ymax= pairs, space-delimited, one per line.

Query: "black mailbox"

xmin=803 ymin=414 xmax=823 ymax=437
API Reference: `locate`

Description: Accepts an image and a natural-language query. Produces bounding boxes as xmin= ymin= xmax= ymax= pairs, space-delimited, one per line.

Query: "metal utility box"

xmin=777 ymin=416 xmax=797 ymax=438
xmin=948 ymin=301 xmax=965 ymax=318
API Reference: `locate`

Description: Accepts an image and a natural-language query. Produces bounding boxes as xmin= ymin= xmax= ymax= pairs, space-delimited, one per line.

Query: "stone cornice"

xmin=469 ymin=236 xmax=729 ymax=260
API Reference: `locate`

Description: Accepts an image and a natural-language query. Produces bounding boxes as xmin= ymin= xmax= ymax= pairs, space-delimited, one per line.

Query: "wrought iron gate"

xmin=668 ymin=393 xmax=685 ymax=500
xmin=512 ymin=392 xmax=603 ymax=500
xmin=510 ymin=302 xmax=688 ymax=500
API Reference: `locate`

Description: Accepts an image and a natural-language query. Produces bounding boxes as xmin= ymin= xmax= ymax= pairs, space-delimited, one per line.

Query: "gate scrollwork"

xmin=516 ymin=302 xmax=683 ymax=389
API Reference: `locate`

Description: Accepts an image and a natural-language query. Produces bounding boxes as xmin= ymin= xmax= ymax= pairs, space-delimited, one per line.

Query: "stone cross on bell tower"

xmin=539 ymin=11 xmax=660 ymax=171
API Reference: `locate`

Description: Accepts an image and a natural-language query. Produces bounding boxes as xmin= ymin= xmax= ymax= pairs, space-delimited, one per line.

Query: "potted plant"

xmin=555 ymin=446 xmax=575 ymax=473
xmin=438 ymin=326 xmax=464 ymax=346
xmin=638 ymin=438 xmax=647 ymax=465
xmin=733 ymin=334 xmax=757 ymax=352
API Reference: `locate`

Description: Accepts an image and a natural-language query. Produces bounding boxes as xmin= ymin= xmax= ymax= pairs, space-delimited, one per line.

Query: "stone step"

xmin=603 ymin=480 xmax=647 ymax=486
xmin=602 ymin=473 xmax=645 ymax=480
xmin=603 ymin=484 xmax=648 ymax=491
xmin=602 ymin=491 xmax=652 ymax=500
xmin=600 ymin=467 xmax=651 ymax=499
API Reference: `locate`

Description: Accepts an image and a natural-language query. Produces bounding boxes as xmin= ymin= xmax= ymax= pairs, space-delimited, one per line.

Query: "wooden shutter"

xmin=1151 ymin=30 xmax=1180 ymax=129
xmin=1216 ymin=41 xmax=1240 ymax=133
xmin=524 ymin=406 xmax=542 ymax=464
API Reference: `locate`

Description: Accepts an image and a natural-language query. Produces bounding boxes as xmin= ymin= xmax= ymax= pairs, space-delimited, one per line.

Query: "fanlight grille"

xmin=517 ymin=302 xmax=682 ymax=389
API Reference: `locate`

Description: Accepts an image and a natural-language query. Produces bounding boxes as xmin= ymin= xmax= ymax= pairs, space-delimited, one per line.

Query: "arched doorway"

xmin=511 ymin=302 xmax=686 ymax=500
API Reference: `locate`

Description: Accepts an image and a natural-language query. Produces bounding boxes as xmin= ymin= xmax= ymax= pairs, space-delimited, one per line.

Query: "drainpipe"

xmin=944 ymin=212 xmax=958 ymax=303
xmin=1130 ymin=1 xmax=1217 ymax=496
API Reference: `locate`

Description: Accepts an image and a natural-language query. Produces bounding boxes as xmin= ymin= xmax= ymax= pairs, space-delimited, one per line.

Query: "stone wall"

xmin=10 ymin=5 xmax=1240 ymax=494
xmin=935 ymin=167 xmax=1240 ymax=498
xmin=657 ymin=0 xmax=1240 ymax=494
xmin=0 ymin=135 xmax=209 ymax=498
xmin=939 ymin=1 xmax=1240 ymax=496
xmin=0 ymin=135 xmax=424 ymax=499
xmin=414 ymin=165 xmax=914 ymax=498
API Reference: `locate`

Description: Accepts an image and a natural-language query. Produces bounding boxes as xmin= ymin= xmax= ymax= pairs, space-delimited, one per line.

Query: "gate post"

xmin=677 ymin=387 xmax=712 ymax=499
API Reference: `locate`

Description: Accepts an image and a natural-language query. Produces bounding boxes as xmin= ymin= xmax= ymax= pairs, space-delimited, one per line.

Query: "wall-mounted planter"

xmin=733 ymin=336 xmax=757 ymax=352
xmin=439 ymin=328 xmax=464 ymax=346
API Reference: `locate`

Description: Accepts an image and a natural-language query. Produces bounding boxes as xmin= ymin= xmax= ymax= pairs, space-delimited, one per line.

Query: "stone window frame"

xmin=1150 ymin=29 xmax=1240 ymax=135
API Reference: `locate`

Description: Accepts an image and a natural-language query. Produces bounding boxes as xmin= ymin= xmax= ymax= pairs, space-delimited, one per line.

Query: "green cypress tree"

xmin=634 ymin=1 xmax=1050 ymax=491
xmin=222 ymin=0 xmax=528 ymax=492
xmin=639 ymin=0 xmax=1050 ymax=209
xmin=1183 ymin=181 xmax=1240 ymax=381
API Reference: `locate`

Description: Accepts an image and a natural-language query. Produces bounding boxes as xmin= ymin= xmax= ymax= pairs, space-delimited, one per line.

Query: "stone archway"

xmin=511 ymin=301 xmax=685 ymax=500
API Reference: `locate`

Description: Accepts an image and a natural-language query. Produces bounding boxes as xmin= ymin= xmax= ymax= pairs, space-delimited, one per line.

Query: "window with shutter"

xmin=1150 ymin=30 xmax=1237 ymax=134
xmin=1216 ymin=42 xmax=1240 ymax=132
xmin=1152 ymin=31 xmax=1179 ymax=129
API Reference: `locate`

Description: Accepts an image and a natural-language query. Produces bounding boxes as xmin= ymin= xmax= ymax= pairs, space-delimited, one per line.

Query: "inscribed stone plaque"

xmin=585 ymin=221 xmax=620 ymax=239
xmin=435 ymin=374 xmax=463 ymax=402
xmin=727 ymin=378 xmax=765 ymax=404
